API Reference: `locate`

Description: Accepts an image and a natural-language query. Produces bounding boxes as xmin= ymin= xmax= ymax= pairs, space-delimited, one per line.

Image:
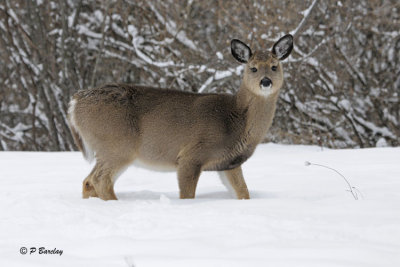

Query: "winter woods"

xmin=0 ymin=0 xmax=399 ymax=151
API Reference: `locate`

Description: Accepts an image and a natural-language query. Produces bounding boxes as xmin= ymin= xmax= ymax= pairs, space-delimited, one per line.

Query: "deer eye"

xmin=250 ymin=67 xmax=257 ymax=73
xmin=271 ymin=66 xmax=278 ymax=71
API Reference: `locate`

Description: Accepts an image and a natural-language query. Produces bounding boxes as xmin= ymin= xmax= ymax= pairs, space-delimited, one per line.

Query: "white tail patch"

xmin=81 ymin=139 xmax=95 ymax=163
xmin=218 ymin=171 xmax=237 ymax=198
xmin=68 ymin=98 xmax=95 ymax=163
xmin=68 ymin=99 xmax=78 ymax=126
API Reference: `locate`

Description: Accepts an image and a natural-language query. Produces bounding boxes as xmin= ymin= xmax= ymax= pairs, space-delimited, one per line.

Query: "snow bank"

xmin=1 ymin=144 xmax=399 ymax=266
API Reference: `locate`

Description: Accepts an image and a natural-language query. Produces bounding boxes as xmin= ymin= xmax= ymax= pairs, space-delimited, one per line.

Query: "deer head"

xmin=231 ymin=34 xmax=293 ymax=97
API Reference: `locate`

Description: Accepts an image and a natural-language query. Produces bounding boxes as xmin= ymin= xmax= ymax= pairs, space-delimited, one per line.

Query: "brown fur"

xmin=68 ymin=36 xmax=293 ymax=200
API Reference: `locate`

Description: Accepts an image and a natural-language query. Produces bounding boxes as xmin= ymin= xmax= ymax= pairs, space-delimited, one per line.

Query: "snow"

xmin=128 ymin=25 xmax=176 ymax=68
xmin=214 ymin=70 xmax=233 ymax=80
xmin=290 ymin=0 xmax=319 ymax=36
xmin=147 ymin=2 xmax=199 ymax=52
xmin=305 ymin=57 xmax=319 ymax=67
xmin=216 ymin=52 xmax=223 ymax=60
xmin=376 ymin=138 xmax=388 ymax=147
xmin=198 ymin=76 xmax=213 ymax=93
xmin=1 ymin=144 xmax=400 ymax=266
xmin=352 ymin=115 xmax=397 ymax=139
xmin=338 ymin=99 xmax=351 ymax=111
xmin=94 ymin=10 xmax=104 ymax=23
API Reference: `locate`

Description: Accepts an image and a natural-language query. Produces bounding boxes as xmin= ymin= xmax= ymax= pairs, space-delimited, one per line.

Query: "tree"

xmin=0 ymin=0 xmax=399 ymax=150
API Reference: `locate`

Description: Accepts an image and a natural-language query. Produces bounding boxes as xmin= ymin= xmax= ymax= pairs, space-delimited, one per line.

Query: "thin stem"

xmin=305 ymin=161 xmax=359 ymax=200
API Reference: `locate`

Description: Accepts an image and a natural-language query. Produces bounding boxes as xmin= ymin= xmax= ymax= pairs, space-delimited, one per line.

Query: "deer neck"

xmin=235 ymin=84 xmax=280 ymax=145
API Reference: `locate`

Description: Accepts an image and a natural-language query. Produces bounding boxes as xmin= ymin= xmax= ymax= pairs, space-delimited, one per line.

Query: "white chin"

xmin=260 ymin=85 xmax=273 ymax=95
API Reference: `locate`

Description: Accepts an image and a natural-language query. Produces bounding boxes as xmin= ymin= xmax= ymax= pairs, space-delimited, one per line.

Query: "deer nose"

xmin=260 ymin=77 xmax=272 ymax=88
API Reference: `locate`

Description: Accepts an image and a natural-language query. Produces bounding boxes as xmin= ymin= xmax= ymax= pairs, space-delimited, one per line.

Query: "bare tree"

xmin=0 ymin=0 xmax=399 ymax=151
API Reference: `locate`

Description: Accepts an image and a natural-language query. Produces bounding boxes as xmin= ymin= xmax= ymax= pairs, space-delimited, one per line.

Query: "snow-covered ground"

xmin=1 ymin=144 xmax=399 ymax=267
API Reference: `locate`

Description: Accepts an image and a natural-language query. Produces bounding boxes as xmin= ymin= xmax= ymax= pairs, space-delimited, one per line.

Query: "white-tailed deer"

xmin=68 ymin=34 xmax=293 ymax=200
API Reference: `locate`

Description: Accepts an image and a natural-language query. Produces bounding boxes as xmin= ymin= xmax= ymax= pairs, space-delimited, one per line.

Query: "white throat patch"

xmin=260 ymin=85 xmax=273 ymax=96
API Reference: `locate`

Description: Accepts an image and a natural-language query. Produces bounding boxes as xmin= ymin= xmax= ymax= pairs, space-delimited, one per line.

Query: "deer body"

xmin=68 ymin=35 xmax=293 ymax=200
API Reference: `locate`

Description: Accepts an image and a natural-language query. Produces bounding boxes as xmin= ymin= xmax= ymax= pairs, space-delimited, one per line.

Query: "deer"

xmin=67 ymin=34 xmax=293 ymax=201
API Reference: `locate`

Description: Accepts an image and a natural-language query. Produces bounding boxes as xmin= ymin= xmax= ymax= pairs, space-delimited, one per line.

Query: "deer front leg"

xmin=219 ymin=166 xmax=250 ymax=199
xmin=177 ymin=163 xmax=201 ymax=199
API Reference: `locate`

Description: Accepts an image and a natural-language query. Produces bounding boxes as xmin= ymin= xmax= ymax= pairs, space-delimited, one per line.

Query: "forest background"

xmin=0 ymin=0 xmax=399 ymax=151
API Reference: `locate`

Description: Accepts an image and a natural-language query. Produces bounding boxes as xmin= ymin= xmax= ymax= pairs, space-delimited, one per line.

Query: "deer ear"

xmin=231 ymin=39 xmax=252 ymax=63
xmin=272 ymin=34 xmax=293 ymax=61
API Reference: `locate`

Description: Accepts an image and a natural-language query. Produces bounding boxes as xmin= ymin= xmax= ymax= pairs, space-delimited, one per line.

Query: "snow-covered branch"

xmin=290 ymin=0 xmax=320 ymax=37
xmin=1 ymin=0 xmax=399 ymax=150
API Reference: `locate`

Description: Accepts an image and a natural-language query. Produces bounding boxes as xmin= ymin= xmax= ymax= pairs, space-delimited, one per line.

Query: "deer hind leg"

xmin=177 ymin=162 xmax=201 ymax=199
xmin=82 ymin=161 xmax=128 ymax=201
xmin=218 ymin=166 xmax=250 ymax=199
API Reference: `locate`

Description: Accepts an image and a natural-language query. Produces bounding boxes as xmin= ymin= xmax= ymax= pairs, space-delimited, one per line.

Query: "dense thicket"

xmin=0 ymin=0 xmax=399 ymax=150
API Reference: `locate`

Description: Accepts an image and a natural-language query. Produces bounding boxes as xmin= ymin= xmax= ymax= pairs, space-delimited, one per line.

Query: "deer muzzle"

xmin=260 ymin=77 xmax=272 ymax=90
